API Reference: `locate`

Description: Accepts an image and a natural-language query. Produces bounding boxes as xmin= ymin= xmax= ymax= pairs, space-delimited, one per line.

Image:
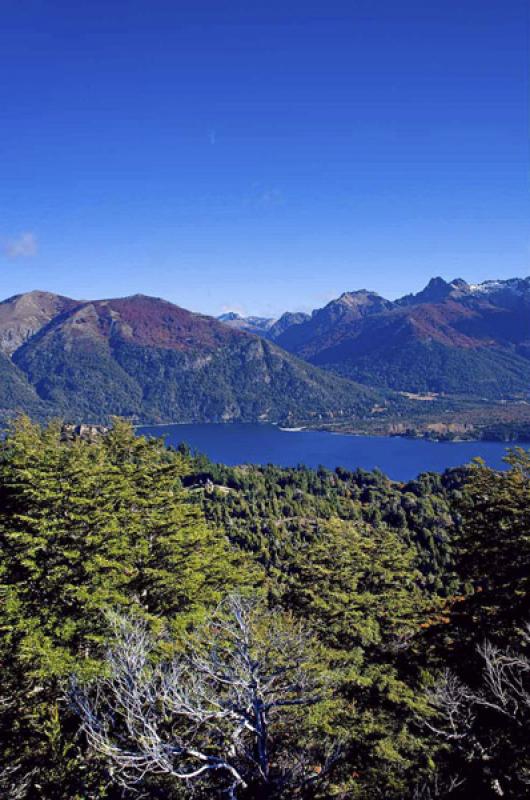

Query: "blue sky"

xmin=0 ymin=0 xmax=528 ymax=317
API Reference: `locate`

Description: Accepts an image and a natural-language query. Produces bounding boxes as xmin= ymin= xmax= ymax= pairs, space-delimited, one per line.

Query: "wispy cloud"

xmin=4 ymin=232 xmax=38 ymax=259
xmin=209 ymin=129 xmax=216 ymax=145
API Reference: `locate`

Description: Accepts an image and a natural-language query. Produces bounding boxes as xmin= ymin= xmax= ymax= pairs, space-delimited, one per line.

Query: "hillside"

xmin=272 ymin=278 xmax=530 ymax=398
xmin=1 ymin=292 xmax=391 ymax=424
xmin=3 ymin=279 xmax=529 ymax=428
xmin=0 ymin=290 xmax=79 ymax=355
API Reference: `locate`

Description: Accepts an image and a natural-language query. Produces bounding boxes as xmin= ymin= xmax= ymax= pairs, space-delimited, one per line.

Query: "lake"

xmin=136 ymin=423 xmax=525 ymax=481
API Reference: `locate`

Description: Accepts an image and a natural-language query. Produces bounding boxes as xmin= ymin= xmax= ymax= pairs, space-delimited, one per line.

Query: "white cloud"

xmin=4 ymin=232 xmax=38 ymax=259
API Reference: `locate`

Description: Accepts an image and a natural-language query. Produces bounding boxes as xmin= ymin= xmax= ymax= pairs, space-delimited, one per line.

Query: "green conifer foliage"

xmin=455 ymin=449 xmax=530 ymax=642
xmin=281 ymin=519 xmax=433 ymax=798
xmin=0 ymin=417 xmax=254 ymax=798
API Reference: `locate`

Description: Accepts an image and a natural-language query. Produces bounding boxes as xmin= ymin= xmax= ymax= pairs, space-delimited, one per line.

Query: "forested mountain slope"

xmin=270 ymin=277 xmax=530 ymax=398
xmin=0 ymin=292 xmax=394 ymax=424
xmin=2 ymin=278 xmax=530 ymax=425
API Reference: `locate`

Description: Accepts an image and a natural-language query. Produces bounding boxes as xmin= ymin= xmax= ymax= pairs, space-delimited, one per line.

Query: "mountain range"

xmin=218 ymin=310 xmax=311 ymax=340
xmin=0 ymin=291 xmax=384 ymax=425
xmin=0 ymin=276 xmax=528 ymax=428
xmin=220 ymin=277 xmax=530 ymax=399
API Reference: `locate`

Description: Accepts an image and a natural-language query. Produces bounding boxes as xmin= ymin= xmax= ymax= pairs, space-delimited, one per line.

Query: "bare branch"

xmin=72 ymin=594 xmax=332 ymax=798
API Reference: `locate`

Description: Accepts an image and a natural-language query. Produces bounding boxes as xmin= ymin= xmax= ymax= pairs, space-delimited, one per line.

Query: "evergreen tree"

xmin=282 ymin=519 xmax=433 ymax=798
xmin=454 ymin=449 xmax=530 ymax=643
xmin=0 ymin=417 xmax=255 ymax=798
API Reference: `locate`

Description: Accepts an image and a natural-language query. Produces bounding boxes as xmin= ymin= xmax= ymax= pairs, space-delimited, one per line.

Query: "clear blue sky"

xmin=1 ymin=0 xmax=528 ymax=317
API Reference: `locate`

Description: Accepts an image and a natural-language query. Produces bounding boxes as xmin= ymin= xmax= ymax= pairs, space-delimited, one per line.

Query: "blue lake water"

xmin=136 ymin=423 xmax=525 ymax=481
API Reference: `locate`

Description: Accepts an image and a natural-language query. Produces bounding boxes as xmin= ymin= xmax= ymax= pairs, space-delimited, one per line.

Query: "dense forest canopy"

xmin=0 ymin=419 xmax=529 ymax=799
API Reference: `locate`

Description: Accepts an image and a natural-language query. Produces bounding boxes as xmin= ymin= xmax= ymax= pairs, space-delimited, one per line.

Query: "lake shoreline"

xmin=136 ymin=422 xmax=525 ymax=481
xmin=135 ymin=419 xmax=528 ymax=446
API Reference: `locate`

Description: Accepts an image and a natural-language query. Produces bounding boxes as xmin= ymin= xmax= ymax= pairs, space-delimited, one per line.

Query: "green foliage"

xmin=184 ymin=457 xmax=453 ymax=797
xmin=283 ymin=518 xmax=425 ymax=650
xmin=192 ymin=459 xmax=460 ymax=595
xmin=12 ymin=328 xmax=386 ymax=424
xmin=449 ymin=448 xmax=530 ymax=643
xmin=327 ymin=340 xmax=530 ymax=398
xmin=280 ymin=519 xmax=434 ymax=798
xmin=0 ymin=418 xmax=255 ymax=798
xmin=417 ymin=449 xmax=530 ymax=799
xmin=1 ymin=417 xmax=529 ymax=799
xmin=0 ymin=351 xmax=46 ymax=415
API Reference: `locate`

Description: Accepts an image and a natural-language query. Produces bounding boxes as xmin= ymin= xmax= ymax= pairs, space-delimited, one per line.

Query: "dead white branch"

xmin=72 ymin=595 xmax=330 ymax=798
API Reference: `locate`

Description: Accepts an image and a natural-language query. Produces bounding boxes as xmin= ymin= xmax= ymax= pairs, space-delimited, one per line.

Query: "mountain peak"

xmin=218 ymin=311 xmax=243 ymax=322
xmin=336 ymin=289 xmax=384 ymax=304
xmin=217 ymin=312 xmax=276 ymax=336
xmin=398 ymin=277 xmax=457 ymax=307
xmin=321 ymin=289 xmax=392 ymax=319
xmin=0 ymin=290 xmax=79 ymax=356
xmin=468 ymin=277 xmax=530 ymax=296
xmin=427 ymin=276 xmax=451 ymax=291
xmin=450 ymin=278 xmax=469 ymax=290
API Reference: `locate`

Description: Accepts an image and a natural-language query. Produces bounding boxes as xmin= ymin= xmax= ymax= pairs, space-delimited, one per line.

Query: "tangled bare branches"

xmin=423 ymin=626 xmax=530 ymax=797
xmin=478 ymin=638 xmax=530 ymax=722
xmin=412 ymin=773 xmax=465 ymax=800
xmin=423 ymin=671 xmax=476 ymax=743
xmin=72 ymin=595 xmax=335 ymax=799
xmin=0 ymin=762 xmax=35 ymax=800
xmin=0 ymin=693 xmax=34 ymax=800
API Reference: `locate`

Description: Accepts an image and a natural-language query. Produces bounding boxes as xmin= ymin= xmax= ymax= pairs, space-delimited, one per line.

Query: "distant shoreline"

xmin=134 ymin=420 xmax=529 ymax=446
